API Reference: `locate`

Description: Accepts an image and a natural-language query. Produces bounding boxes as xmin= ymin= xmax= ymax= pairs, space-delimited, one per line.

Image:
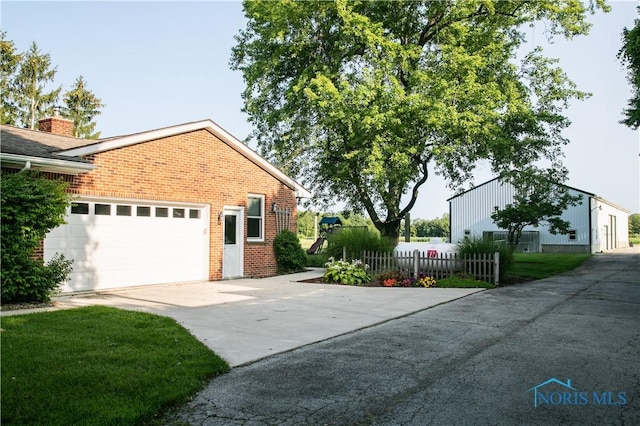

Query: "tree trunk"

xmin=376 ymin=219 xmax=402 ymax=244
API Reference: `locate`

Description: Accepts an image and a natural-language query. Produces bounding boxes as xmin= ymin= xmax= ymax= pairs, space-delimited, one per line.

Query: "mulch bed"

xmin=0 ymin=301 xmax=60 ymax=311
xmin=298 ymin=277 xmax=384 ymax=287
xmin=300 ymin=275 xmax=533 ymax=287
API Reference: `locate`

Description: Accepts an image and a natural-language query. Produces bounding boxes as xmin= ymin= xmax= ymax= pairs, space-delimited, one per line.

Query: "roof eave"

xmin=1 ymin=153 xmax=95 ymax=175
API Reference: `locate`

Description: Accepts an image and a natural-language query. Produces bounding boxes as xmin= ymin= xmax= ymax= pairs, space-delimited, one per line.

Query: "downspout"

xmin=448 ymin=201 xmax=452 ymax=243
xmin=20 ymin=161 xmax=32 ymax=172
xmin=589 ymin=196 xmax=593 ymax=254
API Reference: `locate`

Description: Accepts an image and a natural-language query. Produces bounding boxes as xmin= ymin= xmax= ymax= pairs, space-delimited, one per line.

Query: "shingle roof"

xmin=0 ymin=125 xmax=93 ymax=163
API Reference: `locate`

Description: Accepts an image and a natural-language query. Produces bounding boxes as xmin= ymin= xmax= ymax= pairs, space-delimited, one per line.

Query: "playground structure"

xmin=306 ymin=216 xmax=343 ymax=255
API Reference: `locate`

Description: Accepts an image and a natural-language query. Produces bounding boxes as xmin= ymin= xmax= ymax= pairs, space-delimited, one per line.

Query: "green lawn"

xmin=1 ymin=306 xmax=229 ymax=425
xmin=507 ymin=252 xmax=591 ymax=280
xmin=436 ymin=275 xmax=496 ymax=289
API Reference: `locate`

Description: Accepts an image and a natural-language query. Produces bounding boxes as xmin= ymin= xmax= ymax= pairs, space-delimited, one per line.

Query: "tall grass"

xmin=325 ymin=228 xmax=394 ymax=261
xmin=458 ymin=236 xmax=513 ymax=280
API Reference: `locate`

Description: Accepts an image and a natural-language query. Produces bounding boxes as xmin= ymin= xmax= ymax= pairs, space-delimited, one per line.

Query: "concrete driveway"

xmin=52 ymin=268 xmax=483 ymax=366
xmin=162 ymin=248 xmax=640 ymax=425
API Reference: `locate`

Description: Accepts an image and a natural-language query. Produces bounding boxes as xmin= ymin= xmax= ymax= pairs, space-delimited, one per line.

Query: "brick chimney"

xmin=38 ymin=107 xmax=74 ymax=137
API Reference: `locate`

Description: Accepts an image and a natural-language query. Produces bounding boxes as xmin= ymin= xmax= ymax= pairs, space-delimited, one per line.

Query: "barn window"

xmin=247 ymin=194 xmax=264 ymax=241
xmin=569 ymin=230 xmax=577 ymax=240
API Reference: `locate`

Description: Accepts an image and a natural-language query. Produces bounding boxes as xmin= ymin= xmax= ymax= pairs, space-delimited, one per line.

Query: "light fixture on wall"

xmin=218 ymin=211 xmax=223 ymax=224
xmin=272 ymin=202 xmax=277 ymax=213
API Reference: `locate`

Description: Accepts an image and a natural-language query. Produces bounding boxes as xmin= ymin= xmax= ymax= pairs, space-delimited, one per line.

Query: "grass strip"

xmin=1 ymin=306 xmax=229 ymax=425
xmin=436 ymin=276 xmax=496 ymax=289
xmin=508 ymin=253 xmax=591 ymax=280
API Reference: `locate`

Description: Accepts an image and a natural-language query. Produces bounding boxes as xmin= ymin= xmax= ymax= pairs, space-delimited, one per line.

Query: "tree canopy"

xmin=0 ymin=33 xmax=104 ymax=136
xmin=0 ymin=31 xmax=21 ymax=125
xmin=630 ymin=213 xmax=640 ymax=235
xmin=618 ymin=7 xmax=640 ymax=129
xmin=232 ymin=0 xmax=608 ymax=241
xmin=12 ymin=42 xmax=61 ymax=130
xmin=63 ymin=76 xmax=105 ymax=139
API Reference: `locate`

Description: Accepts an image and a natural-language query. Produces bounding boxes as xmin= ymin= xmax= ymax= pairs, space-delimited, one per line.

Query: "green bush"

xmin=1 ymin=171 xmax=73 ymax=304
xmin=458 ymin=236 xmax=512 ymax=280
xmin=273 ymin=230 xmax=307 ymax=274
xmin=305 ymin=252 xmax=330 ymax=267
xmin=323 ymin=257 xmax=370 ymax=285
xmin=325 ymin=227 xmax=394 ymax=262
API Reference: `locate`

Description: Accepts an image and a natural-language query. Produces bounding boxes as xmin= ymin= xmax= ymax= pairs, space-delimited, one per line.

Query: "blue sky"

xmin=2 ymin=1 xmax=639 ymax=218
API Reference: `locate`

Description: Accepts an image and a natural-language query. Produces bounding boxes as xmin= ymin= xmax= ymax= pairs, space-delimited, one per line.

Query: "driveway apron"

xmin=52 ymin=269 xmax=483 ymax=367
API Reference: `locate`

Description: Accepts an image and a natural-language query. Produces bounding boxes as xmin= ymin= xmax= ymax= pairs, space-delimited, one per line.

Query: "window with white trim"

xmin=247 ymin=194 xmax=264 ymax=241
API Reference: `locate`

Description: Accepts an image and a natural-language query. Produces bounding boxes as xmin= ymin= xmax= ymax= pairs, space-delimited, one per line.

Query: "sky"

xmin=2 ymin=1 xmax=639 ymax=218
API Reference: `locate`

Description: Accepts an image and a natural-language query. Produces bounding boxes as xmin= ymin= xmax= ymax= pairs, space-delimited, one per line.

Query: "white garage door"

xmin=44 ymin=198 xmax=209 ymax=293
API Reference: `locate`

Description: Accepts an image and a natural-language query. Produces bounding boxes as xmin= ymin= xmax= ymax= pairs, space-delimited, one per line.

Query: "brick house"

xmin=1 ymin=115 xmax=311 ymax=293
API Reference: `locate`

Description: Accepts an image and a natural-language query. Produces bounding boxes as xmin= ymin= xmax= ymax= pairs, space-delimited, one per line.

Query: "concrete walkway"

xmin=38 ymin=268 xmax=482 ymax=366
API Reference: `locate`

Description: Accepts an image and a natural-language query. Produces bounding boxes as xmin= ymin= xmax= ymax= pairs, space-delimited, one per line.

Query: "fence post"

xmin=413 ymin=249 xmax=419 ymax=278
xmin=494 ymin=251 xmax=500 ymax=286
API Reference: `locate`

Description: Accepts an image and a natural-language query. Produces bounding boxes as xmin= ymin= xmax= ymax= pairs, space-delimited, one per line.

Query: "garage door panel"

xmin=44 ymin=200 xmax=208 ymax=292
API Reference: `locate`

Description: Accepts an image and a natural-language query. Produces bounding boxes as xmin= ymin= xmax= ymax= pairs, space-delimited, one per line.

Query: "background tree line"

xmin=297 ymin=210 xmax=449 ymax=240
xmin=1 ymin=31 xmax=104 ymax=139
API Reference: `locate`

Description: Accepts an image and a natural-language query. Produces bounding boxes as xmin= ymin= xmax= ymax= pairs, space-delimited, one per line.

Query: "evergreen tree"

xmin=13 ymin=41 xmax=61 ymax=129
xmin=62 ymin=76 xmax=104 ymax=139
xmin=0 ymin=31 xmax=21 ymax=125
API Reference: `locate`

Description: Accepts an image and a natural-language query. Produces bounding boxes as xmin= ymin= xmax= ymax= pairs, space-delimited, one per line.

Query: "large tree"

xmin=13 ymin=41 xmax=61 ymax=129
xmin=0 ymin=31 xmax=21 ymax=125
xmin=232 ymin=0 xmax=608 ymax=241
xmin=62 ymin=75 xmax=105 ymax=139
xmin=491 ymin=168 xmax=582 ymax=251
xmin=618 ymin=7 xmax=640 ymax=129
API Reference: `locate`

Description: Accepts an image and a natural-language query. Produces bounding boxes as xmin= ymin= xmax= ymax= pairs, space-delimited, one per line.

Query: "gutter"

xmin=1 ymin=153 xmax=95 ymax=175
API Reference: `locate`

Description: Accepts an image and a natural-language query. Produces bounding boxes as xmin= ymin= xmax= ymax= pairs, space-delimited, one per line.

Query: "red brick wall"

xmin=66 ymin=129 xmax=298 ymax=279
xmin=38 ymin=116 xmax=74 ymax=137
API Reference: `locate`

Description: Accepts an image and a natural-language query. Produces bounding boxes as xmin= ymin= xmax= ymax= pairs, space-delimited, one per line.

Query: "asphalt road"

xmin=163 ymin=249 xmax=640 ymax=425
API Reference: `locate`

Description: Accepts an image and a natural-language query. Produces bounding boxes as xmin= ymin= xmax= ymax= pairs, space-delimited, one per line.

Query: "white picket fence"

xmin=360 ymin=250 xmax=500 ymax=285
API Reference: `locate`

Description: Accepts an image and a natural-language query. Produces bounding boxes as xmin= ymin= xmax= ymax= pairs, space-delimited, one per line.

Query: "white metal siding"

xmin=451 ymin=179 xmax=517 ymax=244
xmin=592 ymin=199 xmax=630 ymax=252
xmin=450 ymin=179 xmax=593 ymax=251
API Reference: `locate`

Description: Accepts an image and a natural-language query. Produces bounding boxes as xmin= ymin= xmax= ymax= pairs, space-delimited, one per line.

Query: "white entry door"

xmin=222 ymin=207 xmax=243 ymax=278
